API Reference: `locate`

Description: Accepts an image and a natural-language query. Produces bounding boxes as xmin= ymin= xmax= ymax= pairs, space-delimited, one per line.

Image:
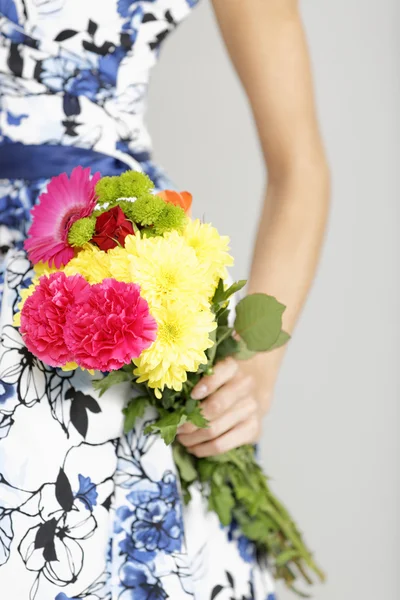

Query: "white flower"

xmin=0 ymin=325 xmax=46 ymax=410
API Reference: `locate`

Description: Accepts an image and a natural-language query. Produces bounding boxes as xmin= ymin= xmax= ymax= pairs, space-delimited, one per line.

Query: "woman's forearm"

xmin=243 ymin=161 xmax=330 ymax=413
xmin=211 ymin=0 xmax=330 ymax=415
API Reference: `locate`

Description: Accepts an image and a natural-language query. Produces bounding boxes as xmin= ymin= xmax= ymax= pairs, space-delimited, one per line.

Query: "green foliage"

xmin=68 ymin=216 xmax=96 ymax=247
xmin=212 ymin=278 xmax=225 ymax=305
xmin=223 ymin=280 xmax=247 ymax=301
xmin=172 ymin=443 xmax=197 ymax=483
xmin=212 ymin=278 xmax=246 ymax=307
xmin=234 ymin=293 xmax=287 ymax=352
xmin=234 ymin=338 xmax=257 ymax=361
xmin=269 ymin=330 xmax=291 ymax=350
xmin=160 ymin=387 xmax=178 ymax=410
xmin=95 ymin=170 xmax=154 ymax=205
xmin=123 ymin=396 xmax=149 ymax=434
xmin=205 ymin=327 xmax=218 ymax=366
xmin=215 ymin=306 xmax=230 ymax=327
xmin=187 ymin=405 xmax=208 ymax=428
xmin=215 ymin=335 xmax=239 ymax=362
xmin=172 ymin=444 xmax=196 ymax=503
xmin=173 ymin=443 xmax=326 ymax=592
xmin=209 ymin=481 xmax=235 ymax=526
xmin=92 ymin=370 xmax=133 ymax=396
xmin=145 ymin=409 xmax=187 ymax=445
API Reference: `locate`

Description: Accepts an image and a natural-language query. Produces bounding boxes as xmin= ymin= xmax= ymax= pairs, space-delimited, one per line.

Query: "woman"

xmin=0 ymin=0 xmax=329 ymax=599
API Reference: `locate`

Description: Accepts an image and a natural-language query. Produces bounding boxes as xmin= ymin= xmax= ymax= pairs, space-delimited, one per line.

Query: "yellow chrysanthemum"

xmin=133 ymin=302 xmax=217 ymax=396
xmin=123 ymin=233 xmax=140 ymax=255
xmin=13 ymin=280 xmax=39 ymax=327
xmin=183 ymin=219 xmax=234 ymax=291
xmin=34 ymin=261 xmax=60 ymax=277
xmin=128 ymin=230 xmax=211 ymax=309
xmin=107 ymin=246 xmax=133 ymax=282
xmin=63 ymin=244 xmax=112 ymax=284
xmin=107 ymin=234 xmax=138 ymax=282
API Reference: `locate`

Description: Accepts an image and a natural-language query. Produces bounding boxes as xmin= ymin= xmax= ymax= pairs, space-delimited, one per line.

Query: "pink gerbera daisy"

xmin=24 ymin=166 xmax=101 ymax=268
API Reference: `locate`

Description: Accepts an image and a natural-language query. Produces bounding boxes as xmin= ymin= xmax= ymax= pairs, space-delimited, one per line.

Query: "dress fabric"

xmin=0 ymin=1 xmax=276 ymax=599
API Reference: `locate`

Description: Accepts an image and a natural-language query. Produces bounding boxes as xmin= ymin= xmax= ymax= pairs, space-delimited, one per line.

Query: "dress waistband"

xmin=0 ymin=144 xmax=136 ymax=180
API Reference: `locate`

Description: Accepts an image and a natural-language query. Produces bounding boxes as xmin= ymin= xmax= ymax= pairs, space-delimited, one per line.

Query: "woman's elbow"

xmin=267 ymin=148 xmax=331 ymax=207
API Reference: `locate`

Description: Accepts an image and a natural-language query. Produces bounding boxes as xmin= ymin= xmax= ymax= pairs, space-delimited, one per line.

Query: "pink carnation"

xmin=20 ymin=272 xmax=90 ymax=367
xmin=64 ymin=279 xmax=157 ymax=371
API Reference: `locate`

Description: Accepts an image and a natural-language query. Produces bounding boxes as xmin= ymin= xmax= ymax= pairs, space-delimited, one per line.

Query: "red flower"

xmin=64 ymin=279 xmax=157 ymax=371
xmin=92 ymin=206 xmax=134 ymax=251
xmin=20 ymin=272 xmax=91 ymax=367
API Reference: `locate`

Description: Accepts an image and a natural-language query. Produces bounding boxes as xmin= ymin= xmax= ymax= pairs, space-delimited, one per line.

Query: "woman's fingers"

xmin=177 ymin=371 xmax=254 ymax=436
xmin=191 ymin=357 xmax=238 ymax=400
xmin=201 ymin=374 xmax=254 ymax=421
xmin=186 ymin=417 xmax=261 ymax=458
xmin=177 ymin=393 xmax=258 ymax=448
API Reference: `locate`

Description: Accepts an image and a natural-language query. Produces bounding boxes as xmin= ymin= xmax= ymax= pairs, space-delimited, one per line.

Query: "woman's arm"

xmin=213 ymin=0 xmax=330 ymax=410
xmin=178 ymin=0 xmax=330 ymax=456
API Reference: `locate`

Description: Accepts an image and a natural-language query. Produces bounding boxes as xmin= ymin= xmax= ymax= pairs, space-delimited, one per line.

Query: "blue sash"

xmin=0 ymin=143 xmax=139 ymax=180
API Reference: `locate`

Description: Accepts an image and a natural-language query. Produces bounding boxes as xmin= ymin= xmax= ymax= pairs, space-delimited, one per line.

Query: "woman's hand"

xmin=177 ymin=357 xmax=262 ymax=458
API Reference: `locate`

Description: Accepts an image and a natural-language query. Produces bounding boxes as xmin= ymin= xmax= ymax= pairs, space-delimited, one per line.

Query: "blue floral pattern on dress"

xmin=75 ymin=475 xmax=98 ymax=511
xmin=0 ymin=0 xmax=19 ymax=24
xmin=0 ymin=1 xmax=276 ymax=598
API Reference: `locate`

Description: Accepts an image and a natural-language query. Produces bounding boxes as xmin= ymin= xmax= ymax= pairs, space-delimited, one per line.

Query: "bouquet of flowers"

xmin=14 ymin=166 xmax=324 ymax=595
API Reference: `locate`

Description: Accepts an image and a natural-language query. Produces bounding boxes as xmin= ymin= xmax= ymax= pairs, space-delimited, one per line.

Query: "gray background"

xmin=147 ymin=1 xmax=399 ymax=599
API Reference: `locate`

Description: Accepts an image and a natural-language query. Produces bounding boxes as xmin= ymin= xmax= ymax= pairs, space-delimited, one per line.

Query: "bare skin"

xmin=177 ymin=0 xmax=330 ymax=457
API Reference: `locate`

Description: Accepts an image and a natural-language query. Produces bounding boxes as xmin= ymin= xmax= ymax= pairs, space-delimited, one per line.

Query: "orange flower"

xmin=157 ymin=190 xmax=192 ymax=215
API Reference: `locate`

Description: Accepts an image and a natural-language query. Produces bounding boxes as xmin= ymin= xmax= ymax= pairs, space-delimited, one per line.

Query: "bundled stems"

xmin=174 ymin=443 xmax=325 ymax=595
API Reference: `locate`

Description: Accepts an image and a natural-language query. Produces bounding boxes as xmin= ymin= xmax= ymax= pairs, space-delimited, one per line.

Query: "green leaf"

xmin=160 ymin=387 xmax=177 ymax=409
xmin=123 ymin=396 xmax=149 ymax=434
xmin=268 ymin=330 xmax=291 ymax=351
xmin=210 ymin=483 xmax=235 ymax=526
xmin=222 ymin=280 xmax=246 ymax=301
xmin=161 ymin=395 xmax=175 ymax=409
xmin=234 ymin=338 xmax=257 ymax=361
xmin=213 ymin=279 xmax=247 ymax=308
xmin=188 ymin=405 xmax=208 ymax=429
xmin=215 ymin=336 xmax=239 ymax=362
xmin=216 ymin=306 xmax=230 ymax=327
xmin=147 ymin=411 xmax=187 ymax=445
xmin=172 ymin=443 xmax=198 ymax=483
xmin=93 ymin=370 xmax=133 ymax=396
xmin=212 ymin=278 xmax=225 ymax=305
xmin=206 ymin=326 xmax=218 ymax=364
xmin=216 ymin=325 xmax=233 ymax=344
xmin=234 ymin=293 xmax=286 ymax=352
xmin=185 ymin=397 xmax=197 ymax=414
xmin=182 ymin=488 xmax=192 ymax=504
xmin=197 ymin=459 xmax=216 ymax=481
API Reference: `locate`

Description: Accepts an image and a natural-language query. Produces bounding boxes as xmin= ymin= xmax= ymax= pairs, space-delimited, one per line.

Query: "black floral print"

xmin=0 ymin=0 xmax=276 ymax=598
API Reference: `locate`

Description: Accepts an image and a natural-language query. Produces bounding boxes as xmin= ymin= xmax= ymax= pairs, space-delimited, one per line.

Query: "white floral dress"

xmin=0 ymin=1 xmax=276 ymax=599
